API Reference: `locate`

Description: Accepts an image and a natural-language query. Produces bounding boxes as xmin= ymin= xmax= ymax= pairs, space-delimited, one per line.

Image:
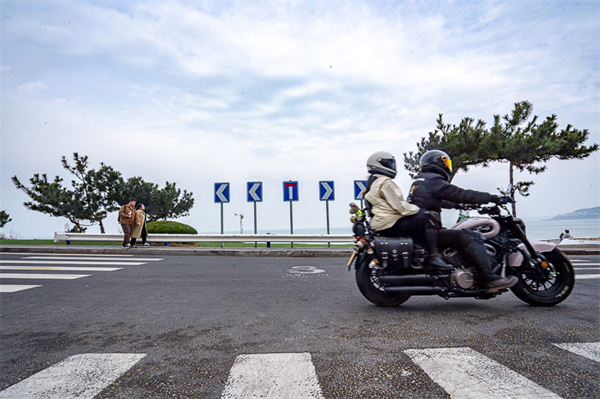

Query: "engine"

xmin=451 ymin=267 xmax=477 ymax=290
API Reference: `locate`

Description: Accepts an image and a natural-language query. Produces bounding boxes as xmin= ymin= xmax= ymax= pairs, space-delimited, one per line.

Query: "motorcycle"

xmin=348 ymin=193 xmax=575 ymax=307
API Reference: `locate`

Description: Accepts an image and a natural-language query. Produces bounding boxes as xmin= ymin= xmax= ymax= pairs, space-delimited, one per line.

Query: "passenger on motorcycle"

xmin=407 ymin=150 xmax=518 ymax=293
xmin=363 ymin=151 xmax=453 ymax=271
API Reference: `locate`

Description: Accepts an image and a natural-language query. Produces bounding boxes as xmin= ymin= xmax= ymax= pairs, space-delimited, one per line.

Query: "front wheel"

xmin=508 ymin=248 xmax=575 ymax=306
xmin=355 ymin=253 xmax=411 ymax=307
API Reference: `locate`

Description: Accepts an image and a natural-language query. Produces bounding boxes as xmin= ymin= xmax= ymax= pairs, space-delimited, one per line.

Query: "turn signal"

xmin=541 ymin=261 xmax=549 ymax=268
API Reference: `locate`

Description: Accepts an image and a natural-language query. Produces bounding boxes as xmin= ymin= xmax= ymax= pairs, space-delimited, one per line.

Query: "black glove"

xmin=492 ymin=195 xmax=512 ymax=204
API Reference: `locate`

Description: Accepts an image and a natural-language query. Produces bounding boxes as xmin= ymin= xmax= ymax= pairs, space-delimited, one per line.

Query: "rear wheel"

xmin=355 ymin=253 xmax=411 ymax=307
xmin=508 ymin=248 xmax=575 ymax=306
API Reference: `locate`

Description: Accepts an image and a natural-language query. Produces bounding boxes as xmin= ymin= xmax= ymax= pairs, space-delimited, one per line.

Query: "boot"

xmin=484 ymin=275 xmax=518 ymax=293
xmin=463 ymin=234 xmax=518 ymax=292
xmin=424 ymin=228 xmax=453 ymax=271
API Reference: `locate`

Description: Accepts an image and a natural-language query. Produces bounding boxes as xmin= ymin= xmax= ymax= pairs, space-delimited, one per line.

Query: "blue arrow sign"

xmin=283 ymin=181 xmax=299 ymax=202
xmin=214 ymin=182 xmax=230 ymax=203
xmin=247 ymin=182 xmax=263 ymax=202
xmin=319 ymin=181 xmax=335 ymax=201
xmin=354 ymin=180 xmax=367 ymax=200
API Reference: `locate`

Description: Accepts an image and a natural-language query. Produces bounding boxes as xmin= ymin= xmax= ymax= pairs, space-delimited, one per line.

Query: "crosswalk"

xmin=570 ymin=259 xmax=600 ymax=280
xmin=1 ymin=343 xmax=597 ymax=398
xmin=0 ymin=253 xmax=163 ymax=293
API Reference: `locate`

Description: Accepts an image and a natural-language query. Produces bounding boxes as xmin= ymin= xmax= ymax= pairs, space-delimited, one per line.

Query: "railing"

xmin=53 ymin=232 xmax=355 ymax=246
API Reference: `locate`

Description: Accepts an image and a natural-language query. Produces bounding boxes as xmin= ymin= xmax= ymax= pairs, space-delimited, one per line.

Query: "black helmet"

xmin=367 ymin=151 xmax=397 ymax=178
xmin=420 ymin=150 xmax=453 ymax=180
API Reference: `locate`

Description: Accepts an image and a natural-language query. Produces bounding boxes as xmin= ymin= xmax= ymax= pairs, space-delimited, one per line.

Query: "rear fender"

xmin=508 ymin=241 xmax=556 ymax=267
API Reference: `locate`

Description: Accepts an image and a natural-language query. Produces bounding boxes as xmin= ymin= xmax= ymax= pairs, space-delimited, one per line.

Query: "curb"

xmin=0 ymin=245 xmax=597 ymax=257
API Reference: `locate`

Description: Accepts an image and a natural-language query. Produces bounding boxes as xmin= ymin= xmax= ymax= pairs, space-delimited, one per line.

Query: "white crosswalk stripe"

xmin=0 ymin=353 xmax=146 ymax=399
xmin=0 ymin=273 xmax=90 ymax=280
xmin=404 ymin=347 xmax=563 ymax=399
xmin=221 ymin=353 xmax=324 ymax=399
xmin=554 ymin=342 xmax=600 ymax=362
xmin=0 ymin=255 xmax=162 ymax=293
xmin=0 ymin=284 xmax=42 ymax=293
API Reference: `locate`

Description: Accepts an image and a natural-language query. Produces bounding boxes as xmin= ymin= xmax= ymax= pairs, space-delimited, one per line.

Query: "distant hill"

xmin=551 ymin=206 xmax=600 ymax=220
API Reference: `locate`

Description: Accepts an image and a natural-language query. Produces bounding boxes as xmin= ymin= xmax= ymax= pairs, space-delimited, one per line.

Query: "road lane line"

xmin=575 ymin=274 xmax=600 ymax=280
xmin=0 ymin=353 xmax=146 ymax=399
xmin=22 ymin=256 xmax=163 ymax=261
xmin=567 ymin=263 xmax=600 ymax=266
xmin=0 ymin=285 xmax=42 ymax=293
xmin=554 ymin=342 xmax=600 ymax=363
xmin=0 ymin=273 xmax=90 ymax=280
xmin=0 ymin=260 xmax=144 ymax=266
xmin=221 ymin=353 xmax=325 ymax=399
xmin=0 ymin=266 xmax=122 ymax=272
xmin=0 ymin=253 xmax=134 ymax=257
xmin=404 ymin=347 xmax=562 ymax=399
xmin=573 ymin=267 xmax=600 ymax=270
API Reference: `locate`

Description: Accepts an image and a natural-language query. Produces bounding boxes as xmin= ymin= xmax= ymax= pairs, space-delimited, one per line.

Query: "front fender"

xmin=508 ymin=241 xmax=556 ymax=267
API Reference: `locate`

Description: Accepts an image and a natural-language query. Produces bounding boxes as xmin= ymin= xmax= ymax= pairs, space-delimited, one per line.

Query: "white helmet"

xmin=367 ymin=151 xmax=397 ymax=178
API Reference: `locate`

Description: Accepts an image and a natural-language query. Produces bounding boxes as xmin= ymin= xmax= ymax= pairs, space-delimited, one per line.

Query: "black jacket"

xmin=407 ymin=172 xmax=497 ymax=213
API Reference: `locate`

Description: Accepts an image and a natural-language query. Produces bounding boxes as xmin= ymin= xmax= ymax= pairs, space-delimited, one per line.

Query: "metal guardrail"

xmin=53 ymin=232 xmax=355 ymax=244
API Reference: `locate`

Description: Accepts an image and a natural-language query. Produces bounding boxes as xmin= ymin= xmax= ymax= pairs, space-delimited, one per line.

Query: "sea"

xmin=250 ymin=217 xmax=600 ymax=241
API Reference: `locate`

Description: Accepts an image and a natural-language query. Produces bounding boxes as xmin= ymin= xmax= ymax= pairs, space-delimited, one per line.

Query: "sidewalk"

xmin=0 ymin=244 xmax=598 ymax=257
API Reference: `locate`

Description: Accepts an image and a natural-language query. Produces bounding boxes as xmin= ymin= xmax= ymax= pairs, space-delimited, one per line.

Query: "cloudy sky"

xmin=1 ymin=0 xmax=598 ymax=238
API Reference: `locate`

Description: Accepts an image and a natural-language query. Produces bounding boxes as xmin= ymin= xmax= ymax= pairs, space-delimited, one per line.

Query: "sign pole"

xmin=290 ymin=201 xmax=294 ymax=248
xmin=326 ymin=200 xmax=330 ymax=248
xmin=254 ymin=202 xmax=258 ymax=248
xmin=220 ymin=202 xmax=224 ymax=248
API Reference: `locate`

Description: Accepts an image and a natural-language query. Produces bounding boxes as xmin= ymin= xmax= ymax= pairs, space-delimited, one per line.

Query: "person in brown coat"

xmin=119 ymin=198 xmax=139 ymax=248
xmin=130 ymin=203 xmax=149 ymax=247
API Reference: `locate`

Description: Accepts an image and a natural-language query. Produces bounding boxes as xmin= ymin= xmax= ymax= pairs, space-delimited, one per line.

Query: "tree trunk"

xmin=509 ymin=163 xmax=517 ymax=217
xmin=99 ymin=219 xmax=105 ymax=234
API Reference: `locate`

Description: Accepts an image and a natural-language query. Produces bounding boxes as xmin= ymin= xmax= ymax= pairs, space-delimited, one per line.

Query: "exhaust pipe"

xmin=377 ymin=274 xmax=448 ymax=286
xmin=385 ymin=286 xmax=446 ymax=296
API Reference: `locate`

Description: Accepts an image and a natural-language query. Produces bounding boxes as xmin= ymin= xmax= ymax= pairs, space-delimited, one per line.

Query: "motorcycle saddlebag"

xmin=373 ymin=236 xmax=413 ymax=269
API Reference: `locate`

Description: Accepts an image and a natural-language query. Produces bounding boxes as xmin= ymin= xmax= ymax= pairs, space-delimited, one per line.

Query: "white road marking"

xmin=575 ymin=274 xmax=600 ymax=280
xmin=0 ymin=285 xmax=42 ymax=293
xmin=404 ymin=347 xmax=562 ymax=399
xmin=568 ymin=263 xmax=600 ymax=266
xmin=221 ymin=353 xmax=325 ymax=399
xmin=22 ymin=256 xmax=163 ymax=261
xmin=0 ymin=260 xmax=144 ymax=266
xmin=573 ymin=267 xmax=600 ymax=270
xmin=0 ymin=273 xmax=90 ymax=280
xmin=0 ymin=266 xmax=122 ymax=272
xmin=0 ymin=353 xmax=146 ymax=399
xmin=0 ymin=252 xmax=135 ymax=257
xmin=554 ymin=342 xmax=600 ymax=363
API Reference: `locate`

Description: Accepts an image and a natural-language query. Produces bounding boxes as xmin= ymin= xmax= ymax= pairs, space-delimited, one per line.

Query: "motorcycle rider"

xmin=364 ymin=151 xmax=453 ymax=271
xmin=407 ymin=150 xmax=518 ymax=292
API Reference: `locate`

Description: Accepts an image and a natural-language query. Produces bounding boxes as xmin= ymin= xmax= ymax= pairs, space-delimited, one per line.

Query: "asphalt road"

xmin=0 ymin=252 xmax=598 ymax=398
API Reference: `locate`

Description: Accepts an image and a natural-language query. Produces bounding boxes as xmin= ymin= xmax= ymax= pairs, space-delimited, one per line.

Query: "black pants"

xmin=377 ymin=210 xmax=430 ymax=243
xmin=130 ymin=225 xmax=147 ymax=246
xmin=437 ymin=229 xmax=496 ymax=281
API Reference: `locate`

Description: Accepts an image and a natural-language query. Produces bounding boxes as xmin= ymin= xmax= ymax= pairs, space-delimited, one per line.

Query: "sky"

xmin=1 ymin=0 xmax=599 ymax=239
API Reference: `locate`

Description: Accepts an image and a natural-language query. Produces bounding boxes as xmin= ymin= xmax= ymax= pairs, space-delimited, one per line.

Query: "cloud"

xmin=14 ymin=80 xmax=50 ymax=93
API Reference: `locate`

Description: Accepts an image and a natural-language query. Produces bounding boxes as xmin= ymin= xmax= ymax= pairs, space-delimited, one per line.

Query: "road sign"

xmin=214 ymin=183 xmax=230 ymax=203
xmin=354 ymin=180 xmax=367 ymax=200
xmin=247 ymin=182 xmax=263 ymax=202
xmin=283 ymin=181 xmax=299 ymax=202
xmin=319 ymin=181 xmax=335 ymax=201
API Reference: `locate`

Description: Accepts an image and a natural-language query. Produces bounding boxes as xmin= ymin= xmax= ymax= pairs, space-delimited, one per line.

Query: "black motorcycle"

xmin=349 ymin=195 xmax=575 ymax=307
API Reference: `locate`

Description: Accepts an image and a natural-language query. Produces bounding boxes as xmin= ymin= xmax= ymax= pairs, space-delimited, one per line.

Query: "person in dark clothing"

xmin=407 ymin=150 xmax=518 ymax=293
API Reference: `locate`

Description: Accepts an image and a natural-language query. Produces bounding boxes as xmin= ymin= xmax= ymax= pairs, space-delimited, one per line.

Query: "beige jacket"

xmin=131 ymin=210 xmax=146 ymax=238
xmin=364 ymin=175 xmax=419 ymax=231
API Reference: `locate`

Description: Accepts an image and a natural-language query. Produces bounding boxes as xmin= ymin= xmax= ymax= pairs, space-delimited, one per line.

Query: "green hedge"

xmin=146 ymin=221 xmax=198 ymax=234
